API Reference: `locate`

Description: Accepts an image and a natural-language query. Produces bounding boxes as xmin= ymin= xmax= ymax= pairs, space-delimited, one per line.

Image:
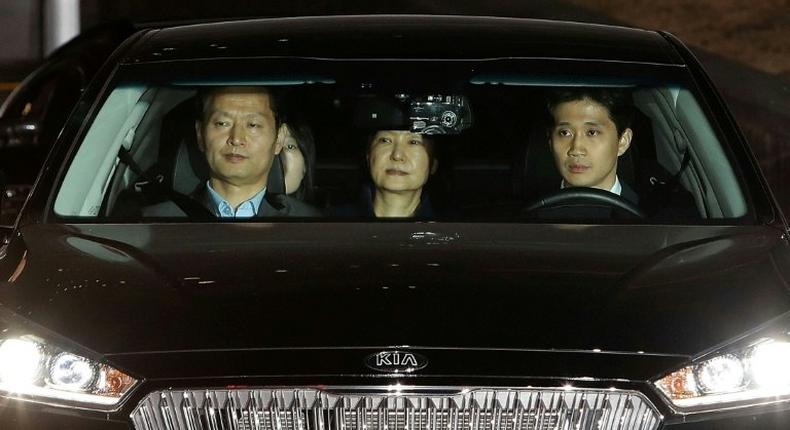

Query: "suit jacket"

xmin=143 ymin=184 xmax=320 ymax=218
xmin=620 ymin=181 xmax=639 ymax=205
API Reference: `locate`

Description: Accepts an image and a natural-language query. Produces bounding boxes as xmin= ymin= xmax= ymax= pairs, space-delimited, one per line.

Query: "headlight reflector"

xmin=0 ymin=336 xmax=137 ymax=410
xmin=694 ymin=354 xmax=745 ymax=394
xmin=49 ymin=352 xmax=97 ymax=391
xmin=655 ymin=339 xmax=790 ymax=412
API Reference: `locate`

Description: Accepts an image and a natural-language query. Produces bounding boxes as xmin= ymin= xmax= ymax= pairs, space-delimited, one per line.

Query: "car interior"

xmin=52 ymin=78 xmax=749 ymax=222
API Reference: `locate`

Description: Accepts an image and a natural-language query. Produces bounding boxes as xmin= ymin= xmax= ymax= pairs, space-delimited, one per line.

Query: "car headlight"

xmin=0 ymin=335 xmax=138 ymax=410
xmin=654 ymin=313 xmax=790 ymax=413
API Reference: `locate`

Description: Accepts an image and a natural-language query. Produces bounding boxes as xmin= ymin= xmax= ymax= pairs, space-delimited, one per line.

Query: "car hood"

xmin=4 ymin=223 xmax=790 ymax=360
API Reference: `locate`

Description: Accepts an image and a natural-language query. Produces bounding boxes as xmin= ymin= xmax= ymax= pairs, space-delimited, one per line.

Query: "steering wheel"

xmin=523 ymin=187 xmax=646 ymax=218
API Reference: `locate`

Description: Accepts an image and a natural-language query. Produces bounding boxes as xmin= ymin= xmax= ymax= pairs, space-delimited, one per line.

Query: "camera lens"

xmin=440 ymin=111 xmax=458 ymax=127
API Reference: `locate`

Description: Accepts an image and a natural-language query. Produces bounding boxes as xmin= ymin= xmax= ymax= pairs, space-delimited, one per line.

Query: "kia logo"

xmin=365 ymin=350 xmax=428 ymax=373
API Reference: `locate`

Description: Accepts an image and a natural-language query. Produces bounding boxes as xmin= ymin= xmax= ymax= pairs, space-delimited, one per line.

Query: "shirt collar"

xmin=561 ymin=176 xmax=622 ymax=196
xmin=610 ymin=176 xmax=622 ymax=196
xmin=206 ymin=181 xmax=267 ymax=218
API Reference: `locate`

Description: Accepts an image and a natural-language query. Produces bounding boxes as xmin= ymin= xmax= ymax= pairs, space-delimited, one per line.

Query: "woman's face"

xmin=368 ymin=130 xmax=434 ymax=194
xmin=281 ymin=125 xmax=306 ymax=194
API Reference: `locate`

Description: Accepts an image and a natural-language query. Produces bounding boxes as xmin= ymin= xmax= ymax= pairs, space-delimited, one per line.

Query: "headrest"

xmin=522 ymin=123 xmax=562 ymax=201
xmin=268 ymin=155 xmax=286 ymax=195
xmin=170 ymin=136 xmax=286 ymax=196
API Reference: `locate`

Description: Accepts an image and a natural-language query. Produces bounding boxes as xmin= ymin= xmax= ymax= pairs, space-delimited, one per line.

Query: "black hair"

xmin=284 ymin=121 xmax=316 ymax=202
xmin=546 ymin=87 xmax=634 ymax=135
xmin=195 ymin=86 xmax=283 ymax=129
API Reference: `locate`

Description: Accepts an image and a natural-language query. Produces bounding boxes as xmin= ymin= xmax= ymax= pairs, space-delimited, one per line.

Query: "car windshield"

xmin=53 ymin=59 xmax=751 ymax=223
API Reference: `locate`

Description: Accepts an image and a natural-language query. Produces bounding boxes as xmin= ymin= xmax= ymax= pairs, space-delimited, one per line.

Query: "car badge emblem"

xmin=365 ymin=350 xmax=428 ymax=373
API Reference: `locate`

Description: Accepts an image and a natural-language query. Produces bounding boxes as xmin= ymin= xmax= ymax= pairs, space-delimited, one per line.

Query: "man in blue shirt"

xmin=146 ymin=86 xmax=318 ymax=218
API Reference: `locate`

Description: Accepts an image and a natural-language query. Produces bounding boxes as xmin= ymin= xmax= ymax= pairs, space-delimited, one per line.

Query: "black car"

xmin=0 ymin=21 xmax=137 ymax=225
xmin=1 ymin=15 xmax=789 ymax=430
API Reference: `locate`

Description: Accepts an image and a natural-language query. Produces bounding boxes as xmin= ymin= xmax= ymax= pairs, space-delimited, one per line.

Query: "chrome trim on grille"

xmin=131 ymin=387 xmax=662 ymax=430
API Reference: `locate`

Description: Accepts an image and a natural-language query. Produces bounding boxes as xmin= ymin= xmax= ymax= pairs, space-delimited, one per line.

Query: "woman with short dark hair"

xmin=364 ymin=130 xmax=438 ymax=217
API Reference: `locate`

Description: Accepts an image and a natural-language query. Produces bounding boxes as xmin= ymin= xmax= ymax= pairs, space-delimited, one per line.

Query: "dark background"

xmin=1 ymin=0 xmax=788 ymax=212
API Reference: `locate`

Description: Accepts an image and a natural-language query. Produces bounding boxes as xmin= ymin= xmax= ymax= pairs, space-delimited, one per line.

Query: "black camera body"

xmin=408 ymin=95 xmax=472 ymax=135
xmin=354 ymin=94 xmax=472 ymax=135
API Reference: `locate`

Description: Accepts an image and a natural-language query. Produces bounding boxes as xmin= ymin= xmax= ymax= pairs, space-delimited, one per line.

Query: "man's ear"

xmin=430 ymin=159 xmax=439 ymax=175
xmin=273 ymin=124 xmax=285 ymax=155
xmin=617 ymin=128 xmax=633 ymax=157
xmin=195 ymin=121 xmax=205 ymax=152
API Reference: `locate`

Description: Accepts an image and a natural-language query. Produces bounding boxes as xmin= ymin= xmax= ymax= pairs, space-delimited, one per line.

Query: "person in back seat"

xmin=366 ymin=130 xmax=438 ymax=217
xmin=280 ymin=121 xmax=316 ymax=203
xmin=335 ymin=130 xmax=438 ymax=218
xmin=144 ymin=86 xmax=319 ymax=218
xmin=547 ymin=88 xmax=638 ymax=203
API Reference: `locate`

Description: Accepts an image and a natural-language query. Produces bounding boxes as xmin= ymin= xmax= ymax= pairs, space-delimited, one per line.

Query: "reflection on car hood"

xmin=4 ymin=223 xmax=790 ymax=359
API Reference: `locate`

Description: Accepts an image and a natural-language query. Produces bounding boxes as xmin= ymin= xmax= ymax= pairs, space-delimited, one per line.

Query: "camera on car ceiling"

xmin=406 ymin=94 xmax=472 ymax=135
xmin=353 ymin=93 xmax=473 ymax=135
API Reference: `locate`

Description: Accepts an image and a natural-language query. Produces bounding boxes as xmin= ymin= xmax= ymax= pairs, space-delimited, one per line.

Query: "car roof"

xmin=125 ymin=15 xmax=685 ymax=65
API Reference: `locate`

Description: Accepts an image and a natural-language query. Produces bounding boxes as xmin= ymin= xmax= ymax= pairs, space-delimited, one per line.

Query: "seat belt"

xmin=117 ymin=146 xmax=214 ymax=220
xmin=643 ymin=149 xmax=692 ymax=216
xmin=666 ymin=149 xmax=692 ymax=191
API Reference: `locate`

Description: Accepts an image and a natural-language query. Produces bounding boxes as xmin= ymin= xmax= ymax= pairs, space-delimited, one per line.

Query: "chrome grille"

xmin=131 ymin=387 xmax=661 ymax=430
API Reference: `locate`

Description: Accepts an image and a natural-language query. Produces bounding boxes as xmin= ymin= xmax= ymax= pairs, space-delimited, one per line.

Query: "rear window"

xmin=53 ymin=59 xmax=749 ymax=223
